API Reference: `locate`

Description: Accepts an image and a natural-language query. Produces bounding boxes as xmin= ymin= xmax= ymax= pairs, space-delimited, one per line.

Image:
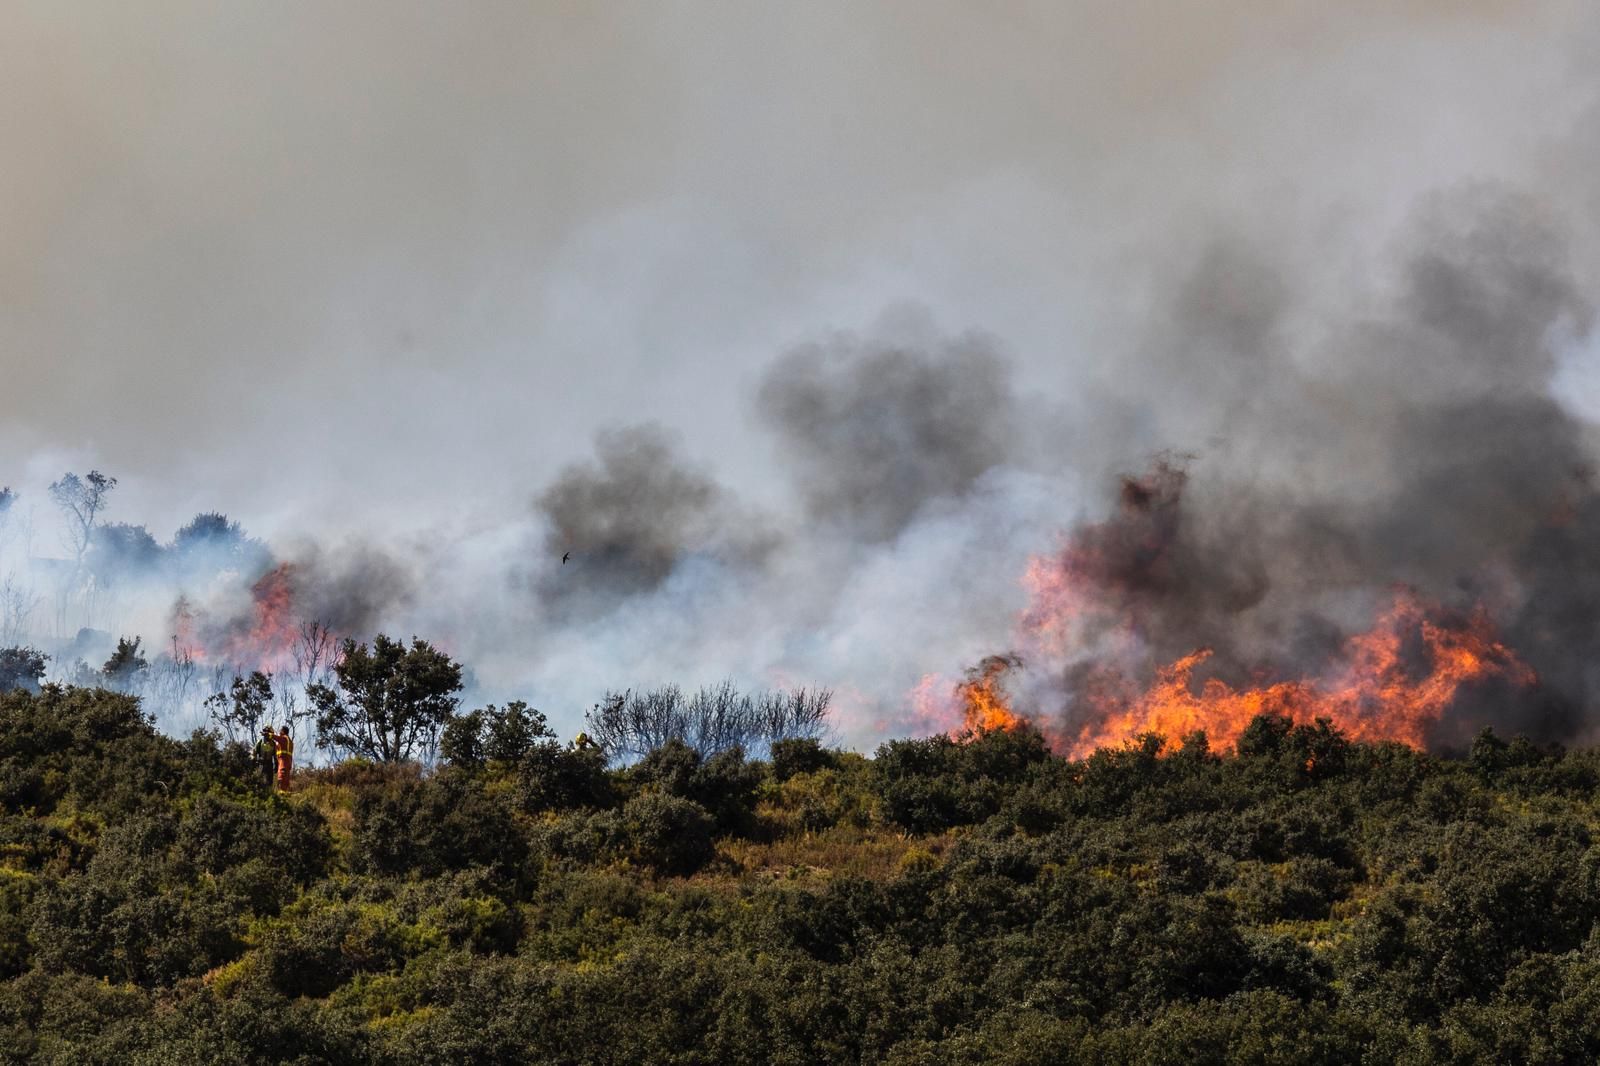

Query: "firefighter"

xmin=253 ymin=726 xmax=277 ymax=790
xmin=274 ymin=726 xmax=294 ymax=793
xmin=574 ymin=731 xmax=595 ymax=752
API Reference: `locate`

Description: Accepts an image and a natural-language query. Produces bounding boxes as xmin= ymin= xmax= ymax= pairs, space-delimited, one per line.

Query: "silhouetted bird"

xmin=562 ymin=552 xmax=570 ymax=564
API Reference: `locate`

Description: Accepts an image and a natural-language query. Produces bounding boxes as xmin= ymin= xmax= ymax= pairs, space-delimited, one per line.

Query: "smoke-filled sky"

xmin=3 ymin=2 xmax=1599 ymax=745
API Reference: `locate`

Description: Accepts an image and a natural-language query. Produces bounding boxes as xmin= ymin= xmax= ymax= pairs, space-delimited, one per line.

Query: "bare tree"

xmin=269 ymin=619 xmax=340 ymax=754
xmin=143 ymin=636 xmax=201 ymax=727
xmin=585 ymin=680 xmax=831 ymax=762
xmin=293 ymin=620 xmax=340 ymax=690
xmin=0 ymin=574 xmax=38 ymax=646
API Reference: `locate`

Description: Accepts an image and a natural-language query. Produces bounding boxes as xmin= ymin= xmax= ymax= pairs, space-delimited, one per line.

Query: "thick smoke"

xmin=1001 ymin=187 xmax=1600 ymax=748
xmin=758 ymin=323 xmax=1016 ymax=543
xmin=534 ymin=425 xmax=773 ymax=616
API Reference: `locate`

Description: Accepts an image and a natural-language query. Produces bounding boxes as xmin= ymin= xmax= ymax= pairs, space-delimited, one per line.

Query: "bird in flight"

xmin=562 ymin=551 xmax=571 ymax=564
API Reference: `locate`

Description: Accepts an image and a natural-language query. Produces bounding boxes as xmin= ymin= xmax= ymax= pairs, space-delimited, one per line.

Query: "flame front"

xmin=1060 ymin=590 xmax=1535 ymax=757
xmin=916 ymin=459 xmax=1540 ymax=756
xmin=171 ymin=563 xmax=318 ymax=675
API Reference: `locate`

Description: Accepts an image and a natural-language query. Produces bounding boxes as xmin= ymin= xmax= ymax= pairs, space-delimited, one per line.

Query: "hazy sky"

xmin=5 ymin=1 xmax=1595 ymax=538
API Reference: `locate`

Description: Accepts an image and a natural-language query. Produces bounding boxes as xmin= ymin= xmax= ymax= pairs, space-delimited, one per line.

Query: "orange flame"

xmin=912 ymin=654 xmax=1031 ymax=738
xmin=175 ymin=563 xmax=308 ymax=674
xmin=229 ymin=564 xmax=301 ymax=672
xmin=919 ymin=461 xmax=1540 ymax=758
xmin=956 ymin=654 xmax=1028 ymax=733
xmin=1062 ymin=590 xmax=1535 ymax=757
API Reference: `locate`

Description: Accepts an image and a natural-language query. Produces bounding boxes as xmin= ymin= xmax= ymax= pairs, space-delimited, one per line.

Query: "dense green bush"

xmin=770 ymin=736 xmax=838 ymax=781
xmin=13 ymin=684 xmax=1600 ymax=1062
xmin=874 ymin=724 xmax=1050 ymax=833
xmin=350 ymin=768 xmax=527 ymax=883
xmin=632 ymin=738 xmax=763 ymax=835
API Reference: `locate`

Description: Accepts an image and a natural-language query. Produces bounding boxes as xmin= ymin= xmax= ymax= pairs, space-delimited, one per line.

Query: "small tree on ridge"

xmin=308 ymin=634 xmax=462 ymax=762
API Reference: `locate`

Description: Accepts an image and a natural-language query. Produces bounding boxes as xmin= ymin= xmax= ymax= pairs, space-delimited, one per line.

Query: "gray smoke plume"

xmin=758 ymin=321 xmax=1017 ymax=543
xmin=999 ymin=187 xmax=1600 ymax=748
xmin=533 ymin=425 xmax=775 ymax=617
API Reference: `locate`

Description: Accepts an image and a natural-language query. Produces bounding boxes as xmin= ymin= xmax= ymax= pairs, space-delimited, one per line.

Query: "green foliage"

xmin=0 ymin=685 xmax=184 ymax=818
xmin=441 ymin=700 xmax=555 ymax=770
xmin=874 ymin=724 xmax=1050 ymax=833
xmin=614 ymin=792 xmax=717 ymax=875
xmin=632 ymin=738 xmax=763 ymax=835
xmin=770 ymin=736 xmax=838 ymax=782
xmin=14 ymin=698 xmax=1600 ymax=1062
xmin=204 ymin=670 xmax=274 ymax=744
xmin=308 ymin=635 xmax=462 ymax=762
xmin=515 ymin=739 xmax=613 ymax=812
xmin=98 ymin=637 xmax=147 ymax=692
xmin=0 ymin=647 xmax=47 ymax=694
xmin=540 ymin=791 xmax=718 ymax=876
xmin=350 ymin=768 xmax=527 ymax=883
xmin=443 ymin=700 xmax=615 ymax=813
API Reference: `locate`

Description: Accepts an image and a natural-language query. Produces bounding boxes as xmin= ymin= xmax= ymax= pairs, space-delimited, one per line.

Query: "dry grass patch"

xmin=719 ymin=825 xmax=960 ymax=884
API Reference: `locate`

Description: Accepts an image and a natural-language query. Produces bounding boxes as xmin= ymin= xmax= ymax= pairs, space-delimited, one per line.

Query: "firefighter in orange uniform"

xmin=274 ymin=726 xmax=294 ymax=793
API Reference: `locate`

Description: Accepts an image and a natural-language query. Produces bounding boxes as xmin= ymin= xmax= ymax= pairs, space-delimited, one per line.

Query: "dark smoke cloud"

xmin=758 ymin=320 xmax=1017 ymax=543
xmin=1012 ymin=187 xmax=1600 ymax=747
xmin=287 ymin=541 xmax=418 ymax=638
xmin=534 ymin=425 xmax=774 ymax=616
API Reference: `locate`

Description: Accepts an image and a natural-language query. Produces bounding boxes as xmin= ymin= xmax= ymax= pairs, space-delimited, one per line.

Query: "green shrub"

xmin=770 ymin=737 xmax=838 ymax=782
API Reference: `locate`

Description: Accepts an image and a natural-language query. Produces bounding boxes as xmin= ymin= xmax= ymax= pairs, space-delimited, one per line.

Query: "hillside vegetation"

xmin=5 ymin=684 xmax=1600 ymax=1064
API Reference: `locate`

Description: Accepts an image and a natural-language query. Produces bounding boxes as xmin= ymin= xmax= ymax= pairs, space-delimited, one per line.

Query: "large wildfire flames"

xmin=170 ymin=563 xmax=322 ymax=675
xmin=1059 ymin=590 xmax=1533 ymax=757
xmin=916 ymin=463 xmax=1542 ymax=757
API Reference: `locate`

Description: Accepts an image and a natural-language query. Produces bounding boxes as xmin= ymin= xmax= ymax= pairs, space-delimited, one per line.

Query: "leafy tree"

xmin=771 ymin=736 xmax=838 ymax=781
xmin=100 ymin=636 xmax=148 ymax=691
xmin=350 ymin=770 xmax=528 ymax=882
xmin=439 ymin=709 xmax=488 ymax=770
xmin=0 ymin=645 xmax=47 ymax=693
xmin=88 ymin=523 xmax=163 ymax=584
xmin=203 ymin=670 xmax=274 ymax=743
xmin=614 ymin=792 xmax=716 ymax=874
xmin=308 ymin=634 xmax=462 ymax=762
xmin=443 ymin=701 xmax=612 ymax=811
xmin=441 ymin=700 xmax=554 ymax=770
xmin=168 ymin=511 xmax=271 ymax=576
xmin=516 ymin=739 xmax=613 ymax=811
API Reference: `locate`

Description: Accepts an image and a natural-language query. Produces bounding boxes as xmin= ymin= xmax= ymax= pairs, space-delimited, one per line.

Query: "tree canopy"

xmin=308 ymin=634 xmax=462 ymax=762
